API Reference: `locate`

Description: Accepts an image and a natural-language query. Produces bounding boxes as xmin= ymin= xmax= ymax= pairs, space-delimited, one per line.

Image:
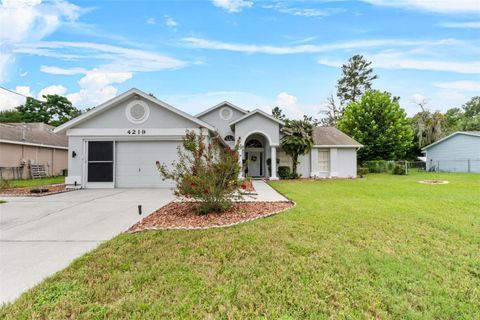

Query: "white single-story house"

xmin=423 ymin=131 xmax=480 ymax=173
xmin=54 ymin=88 xmax=362 ymax=188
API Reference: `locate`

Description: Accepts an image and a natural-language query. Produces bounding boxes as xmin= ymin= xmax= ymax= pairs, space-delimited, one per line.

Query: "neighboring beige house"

xmin=0 ymin=123 xmax=68 ymax=180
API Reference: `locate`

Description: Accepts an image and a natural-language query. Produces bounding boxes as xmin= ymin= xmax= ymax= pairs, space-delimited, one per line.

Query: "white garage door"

xmin=115 ymin=141 xmax=180 ymax=188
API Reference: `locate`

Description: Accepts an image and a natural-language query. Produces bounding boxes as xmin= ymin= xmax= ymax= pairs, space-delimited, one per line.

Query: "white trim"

xmin=196 ymin=101 xmax=248 ymax=118
xmin=54 ymin=88 xmax=216 ymax=133
xmin=241 ymin=130 xmax=276 ymax=146
xmin=67 ymin=128 xmax=199 ymax=137
xmin=0 ymin=139 xmax=68 ymax=150
xmin=313 ymin=144 xmax=363 ymax=148
xmin=230 ymin=109 xmax=285 ymax=127
xmin=125 ymin=100 xmax=150 ymax=124
xmin=422 ymin=131 xmax=480 ymax=150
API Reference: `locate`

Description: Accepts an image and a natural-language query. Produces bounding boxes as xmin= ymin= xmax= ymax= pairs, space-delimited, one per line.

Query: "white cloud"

xmin=67 ymin=69 xmax=132 ymax=107
xmin=164 ymin=15 xmax=178 ymax=29
xmin=15 ymin=86 xmax=32 ymax=97
xmin=318 ymin=51 xmax=480 ymax=74
xmin=182 ymin=37 xmax=464 ymax=55
xmin=37 ymin=84 xmax=67 ymax=99
xmin=434 ymin=81 xmax=480 ymax=92
xmin=362 ymin=0 xmax=480 ymax=14
xmin=263 ymin=4 xmax=332 ymax=17
xmin=0 ymin=0 xmax=83 ymax=82
xmin=0 ymin=86 xmax=31 ymax=111
xmin=440 ymin=21 xmax=480 ymax=28
xmin=40 ymin=65 xmax=88 ymax=75
xmin=19 ymin=41 xmax=187 ymax=72
xmin=212 ymin=0 xmax=253 ymax=13
xmin=275 ymin=92 xmax=305 ymax=118
xmin=146 ymin=17 xmax=155 ymax=25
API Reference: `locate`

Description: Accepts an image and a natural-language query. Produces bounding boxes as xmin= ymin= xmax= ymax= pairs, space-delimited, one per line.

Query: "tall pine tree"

xmin=336 ymin=54 xmax=377 ymax=106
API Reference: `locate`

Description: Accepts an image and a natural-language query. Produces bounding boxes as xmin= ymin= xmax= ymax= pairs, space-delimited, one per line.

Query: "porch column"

xmin=238 ymin=147 xmax=244 ymax=179
xmin=270 ymin=146 xmax=279 ymax=180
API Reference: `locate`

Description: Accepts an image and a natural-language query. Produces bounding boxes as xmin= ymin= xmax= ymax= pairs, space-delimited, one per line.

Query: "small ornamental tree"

xmin=157 ymin=129 xmax=242 ymax=214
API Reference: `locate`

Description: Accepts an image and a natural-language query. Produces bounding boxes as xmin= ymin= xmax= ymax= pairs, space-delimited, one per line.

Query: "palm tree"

xmin=281 ymin=119 xmax=314 ymax=177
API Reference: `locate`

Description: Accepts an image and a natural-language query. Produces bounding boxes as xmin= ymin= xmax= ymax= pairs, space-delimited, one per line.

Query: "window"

xmin=224 ymin=135 xmax=235 ymax=142
xmin=245 ymin=139 xmax=263 ymax=148
xmin=318 ymin=149 xmax=329 ymax=172
xmin=277 ymin=150 xmax=292 ymax=167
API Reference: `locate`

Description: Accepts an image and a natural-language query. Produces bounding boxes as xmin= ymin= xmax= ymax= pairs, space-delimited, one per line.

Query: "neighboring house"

xmin=423 ymin=131 xmax=480 ymax=173
xmin=0 ymin=123 xmax=68 ymax=179
xmin=54 ymin=88 xmax=362 ymax=188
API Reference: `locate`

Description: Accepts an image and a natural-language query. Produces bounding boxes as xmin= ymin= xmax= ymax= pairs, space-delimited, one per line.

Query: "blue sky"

xmin=0 ymin=0 xmax=479 ymax=118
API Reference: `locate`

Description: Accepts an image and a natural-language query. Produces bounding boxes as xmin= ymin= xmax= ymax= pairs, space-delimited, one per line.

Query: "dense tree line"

xmin=0 ymin=94 xmax=81 ymax=127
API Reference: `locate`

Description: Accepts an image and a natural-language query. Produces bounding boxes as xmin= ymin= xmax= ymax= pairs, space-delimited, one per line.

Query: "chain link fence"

xmin=361 ymin=160 xmax=480 ymax=175
xmin=426 ymin=160 xmax=480 ymax=173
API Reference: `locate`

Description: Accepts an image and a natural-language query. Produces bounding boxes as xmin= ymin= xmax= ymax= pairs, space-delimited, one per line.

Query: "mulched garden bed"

xmin=0 ymin=184 xmax=73 ymax=197
xmin=128 ymin=201 xmax=294 ymax=232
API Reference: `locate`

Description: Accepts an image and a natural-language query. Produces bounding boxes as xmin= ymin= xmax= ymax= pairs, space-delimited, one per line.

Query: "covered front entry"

xmin=244 ymin=134 xmax=267 ymax=178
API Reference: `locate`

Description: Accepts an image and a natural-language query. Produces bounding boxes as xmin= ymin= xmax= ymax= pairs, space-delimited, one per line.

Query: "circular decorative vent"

xmin=219 ymin=106 xmax=233 ymax=121
xmin=126 ymin=100 xmax=150 ymax=124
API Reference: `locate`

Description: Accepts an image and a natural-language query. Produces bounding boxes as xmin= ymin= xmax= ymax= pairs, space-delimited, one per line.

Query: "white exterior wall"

xmin=64 ymin=95 xmax=205 ymax=188
xmin=310 ymin=147 xmax=358 ymax=178
xmin=337 ymin=148 xmax=357 ymax=177
xmin=66 ymin=136 xmax=84 ymax=186
xmin=426 ymin=134 xmax=480 ymax=172
xmin=198 ymin=106 xmax=245 ymax=145
xmin=234 ymin=114 xmax=280 ymax=146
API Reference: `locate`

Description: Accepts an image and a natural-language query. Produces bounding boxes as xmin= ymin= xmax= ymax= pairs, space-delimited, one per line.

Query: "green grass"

xmin=1 ymin=172 xmax=479 ymax=319
xmin=1 ymin=176 xmax=64 ymax=189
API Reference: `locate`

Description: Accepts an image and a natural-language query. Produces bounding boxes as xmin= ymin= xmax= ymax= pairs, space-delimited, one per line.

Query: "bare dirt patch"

xmin=0 ymin=184 xmax=72 ymax=197
xmin=128 ymin=201 xmax=294 ymax=232
xmin=419 ymin=180 xmax=449 ymax=185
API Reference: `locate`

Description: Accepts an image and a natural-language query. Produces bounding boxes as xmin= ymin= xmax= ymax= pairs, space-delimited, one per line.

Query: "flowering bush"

xmin=157 ymin=129 xmax=242 ymax=214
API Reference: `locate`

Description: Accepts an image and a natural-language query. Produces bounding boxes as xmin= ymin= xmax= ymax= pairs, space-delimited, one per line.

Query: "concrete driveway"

xmin=0 ymin=188 xmax=174 ymax=304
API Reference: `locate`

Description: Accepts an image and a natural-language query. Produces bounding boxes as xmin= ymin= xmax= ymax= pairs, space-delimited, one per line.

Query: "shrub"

xmin=157 ymin=129 xmax=241 ymax=215
xmin=363 ymin=160 xmax=394 ymax=173
xmin=357 ymin=167 xmax=369 ymax=178
xmin=278 ymin=166 xmax=291 ymax=179
xmin=0 ymin=179 xmax=11 ymax=189
xmin=392 ymin=163 xmax=406 ymax=175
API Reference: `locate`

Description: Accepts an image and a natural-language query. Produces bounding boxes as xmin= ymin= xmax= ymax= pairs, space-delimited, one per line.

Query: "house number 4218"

xmin=127 ymin=129 xmax=146 ymax=135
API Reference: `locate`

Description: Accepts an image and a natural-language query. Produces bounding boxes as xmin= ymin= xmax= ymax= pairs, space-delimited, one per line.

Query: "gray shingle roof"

xmin=313 ymin=127 xmax=362 ymax=146
xmin=0 ymin=123 xmax=67 ymax=148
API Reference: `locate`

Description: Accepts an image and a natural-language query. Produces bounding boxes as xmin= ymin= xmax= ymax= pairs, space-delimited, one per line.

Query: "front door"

xmin=247 ymin=151 xmax=263 ymax=177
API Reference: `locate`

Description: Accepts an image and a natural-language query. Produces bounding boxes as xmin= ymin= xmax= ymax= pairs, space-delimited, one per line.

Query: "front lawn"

xmin=1 ymin=172 xmax=479 ymax=318
xmin=1 ymin=176 xmax=65 ymax=189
